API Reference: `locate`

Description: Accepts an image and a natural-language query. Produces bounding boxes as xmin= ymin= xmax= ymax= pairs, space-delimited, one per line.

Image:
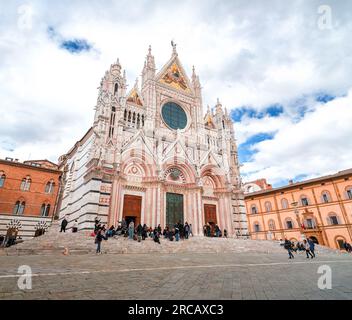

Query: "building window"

xmin=161 ymin=102 xmax=187 ymax=130
xmin=0 ymin=173 xmax=5 ymax=188
xmin=40 ymin=204 xmax=51 ymax=217
xmin=281 ymin=198 xmax=289 ymax=209
xmin=251 ymin=205 xmax=258 ymax=214
xmin=264 ymin=201 xmax=272 ymax=212
xmin=268 ymin=220 xmax=276 ymax=231
xmin=13 ymin=201 xmax=25 ymax=215
xmin=329 ymin=215 xmax=339 ymax=225
xmin=305 ymin=218 xmax=315 ymax=229
xmin=254 ymin=222 xmax=260 ymax=232
xmin=45 ymin=180 xmax=55 ymax=194
xmin=20 ymin=176 xmax=31 ymax=191
xmin=321 ymin=191 xmax=331 ymax=203
xmin=114 ymin=83 xmax=118 ymax=95
xmin=300 ymin=196 xmax=309 ymax=206
xmin=346 ymin=187 xmax=352 ymax=200
xmin=286 ymin=219 xmax=294 ymax=229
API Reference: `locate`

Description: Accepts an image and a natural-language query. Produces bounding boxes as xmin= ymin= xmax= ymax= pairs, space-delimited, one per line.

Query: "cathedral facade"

xmin=58 ymin=45 xmax=248 ymax=237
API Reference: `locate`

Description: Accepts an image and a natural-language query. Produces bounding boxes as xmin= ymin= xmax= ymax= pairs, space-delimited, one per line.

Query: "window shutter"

xmin=326 ymin=217 xmax=331 ymax=225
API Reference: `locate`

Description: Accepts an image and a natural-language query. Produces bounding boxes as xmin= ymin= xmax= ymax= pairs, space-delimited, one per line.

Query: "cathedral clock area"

xmin=57 ymin=43 xmax=249 ymax=238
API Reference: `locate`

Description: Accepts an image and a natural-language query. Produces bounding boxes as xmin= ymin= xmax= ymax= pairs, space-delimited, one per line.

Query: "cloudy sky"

xmin=0 ymin=0 xmax=351 ymax=187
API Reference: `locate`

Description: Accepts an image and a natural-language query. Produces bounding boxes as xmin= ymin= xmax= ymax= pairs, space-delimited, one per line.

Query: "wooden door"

xmin=122 ymin=195 xmax=142 ymax=226
xmin=204 ymin=204 xmax=217 ymax=225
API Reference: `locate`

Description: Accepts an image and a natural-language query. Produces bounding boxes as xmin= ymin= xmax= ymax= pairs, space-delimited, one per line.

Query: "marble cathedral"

xmin=58 ymin=44 xmax=248 ymax=237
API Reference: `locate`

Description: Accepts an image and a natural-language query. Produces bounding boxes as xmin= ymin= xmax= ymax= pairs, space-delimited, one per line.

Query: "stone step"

xmin=4 ymin=226 xmax=343 ymax=256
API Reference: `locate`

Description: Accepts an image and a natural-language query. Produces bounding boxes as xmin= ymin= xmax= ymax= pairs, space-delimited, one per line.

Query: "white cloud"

xmin=241 ymin=90 xmax=352 ymax=184
xmin=0 ymin=0 xmax=351 ymax=185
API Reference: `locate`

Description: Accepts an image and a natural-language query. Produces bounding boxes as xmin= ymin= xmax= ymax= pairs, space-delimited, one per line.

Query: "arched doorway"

xmin=309 ymin=236 xmax=319 ymax=244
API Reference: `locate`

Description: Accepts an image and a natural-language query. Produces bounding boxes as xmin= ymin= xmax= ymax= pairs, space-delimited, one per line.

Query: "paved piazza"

xmin=0 ymin=250 xmax=352 ymax=300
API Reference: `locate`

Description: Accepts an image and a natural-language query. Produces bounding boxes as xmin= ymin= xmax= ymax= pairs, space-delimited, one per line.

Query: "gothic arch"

xmin=200 ymin=164 xmax=226 ymax=189
xmin=163 ymin=162 xmax=196 ymax=184
xmin=120 ymin=151 xmax=156 ymax=178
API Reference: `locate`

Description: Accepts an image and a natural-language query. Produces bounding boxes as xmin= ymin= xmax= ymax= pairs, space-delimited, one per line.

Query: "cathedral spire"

xmin=142 ymin=45 xmax=156 ymax=86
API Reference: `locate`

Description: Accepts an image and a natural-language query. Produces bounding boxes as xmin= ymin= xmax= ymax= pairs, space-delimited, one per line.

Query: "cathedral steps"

xmin=4 ymin=224 xmax=343 ymax=257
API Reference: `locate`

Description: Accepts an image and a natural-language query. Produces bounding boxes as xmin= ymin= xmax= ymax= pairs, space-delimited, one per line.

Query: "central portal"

xmin=166 ymin=193 xmax=184 ymax=227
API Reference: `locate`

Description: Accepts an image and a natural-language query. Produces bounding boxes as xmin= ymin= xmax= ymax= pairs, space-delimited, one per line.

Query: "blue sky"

xmin=0 ymin=0 xmax=352 ymax=187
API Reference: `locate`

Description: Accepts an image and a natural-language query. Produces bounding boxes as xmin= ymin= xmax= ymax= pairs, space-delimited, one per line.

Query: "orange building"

xmin=245 ymin=169 xmax=352 ymax=249
xmin=0 ymin=158 xmax=61 ymax=239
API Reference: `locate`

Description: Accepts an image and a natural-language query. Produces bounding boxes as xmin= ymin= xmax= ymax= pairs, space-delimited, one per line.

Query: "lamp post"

xmin=291 ymin=201 xmax=305 ymax=241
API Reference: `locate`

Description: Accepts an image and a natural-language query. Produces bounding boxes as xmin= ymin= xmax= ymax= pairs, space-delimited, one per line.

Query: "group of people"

xmin=126 ymin=220 xmax=195 ymax=243
xmin=60 ymin=217 xmax=78 ymax=233
xmin=92 ymin=218 xmax=197 ymax=253
xmin=283 ymin=238 xmax=316 ymax=259
xmin=203 ymin=223 xmax=228 ymax=238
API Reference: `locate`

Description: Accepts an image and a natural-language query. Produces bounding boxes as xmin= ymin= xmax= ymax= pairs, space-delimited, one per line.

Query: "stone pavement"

xmin=0 ymin=250 xmax=351 ymax=300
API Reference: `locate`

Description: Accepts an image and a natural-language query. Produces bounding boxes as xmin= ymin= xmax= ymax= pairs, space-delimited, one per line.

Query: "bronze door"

xmin=166 ymin=193 xmax=184 ymax=227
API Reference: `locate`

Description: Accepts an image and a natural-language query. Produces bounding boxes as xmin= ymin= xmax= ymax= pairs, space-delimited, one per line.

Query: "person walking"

xmin=60 ymin=217 xmax=68 ymax=233
xmin=95 ymin=228 xmax=106 ymax=254
xmin=284 ymin=238 xmax=294 ymax=259
xmin=303 ymin=239 xmax=314 ymax=259
xmin=308 ymin=238 xmax=316 ymax=258
xmin=128 ymin=221 xmax=134 ymax=240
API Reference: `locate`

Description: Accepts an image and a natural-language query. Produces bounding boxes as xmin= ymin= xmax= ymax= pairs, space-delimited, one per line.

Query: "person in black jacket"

xmin=136 ymin=224 xmax=143 ymax=242
xmin=284 ymin=238 xmax=294 ymax=259
xmin=95 ymin=228 xmax=106 ymax=254
xmin=60 ymin=217 xmax=68 ymax=233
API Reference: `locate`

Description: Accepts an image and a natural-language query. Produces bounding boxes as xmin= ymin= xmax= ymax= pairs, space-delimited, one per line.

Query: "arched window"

xmin=327 ymin=213 xmax=339 ymax=225
xmin=303 ymin=217 xmax=316 ymax=229
xmin=41 ymin=204 xmax=51 ymax=217
xmin=45 ymin=180 xmax=55 ymax=194
xmin=264 ymin=201 xmax=272 ymax=212
xmin=281 ymin=198 xmax=289 ymax=209
xmin=20 ymin=176 xmax=31 ymax=191
xmin=14 ymin=201 xmax=25 ymax=215
xmin=114 ymin=83 xmax=118 ymax=95
xmin=109 ymin=107 xmax=116 ymax=138
xmin=321 ymin=191 xmax=331 ymax=203
xmin=335 ymin=236 xmax=347 ymax=250
xmin=0 ymin=173 xmax=5 ymax=188
xmin=253 ymin=222 xmax=260 ymax=232
xmin=268 ymin=219 xmax=276 ymax=231
xmin=251 ymin=205 xmax=258 ymax=214
xmin=300 ymin=195 xmax=309 ymax=206
xmin=285 ymin=218 xmax=294 ymax=229
xmin=346 ymin=186 xmax=352 ymax=200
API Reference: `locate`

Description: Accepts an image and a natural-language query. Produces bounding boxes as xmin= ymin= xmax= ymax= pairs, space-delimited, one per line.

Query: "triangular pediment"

xmin=200 ymin=150 xmax=222 ymax=168
xmin=121 ymin=130 xmax=155 ymax=160
xmin=126 ymin=87 xmax=144 ymax=107
xmin=156 ymin=55 xmax=193 ymax=95
xmin=162 ymin=137 xmax=193 ymax=163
